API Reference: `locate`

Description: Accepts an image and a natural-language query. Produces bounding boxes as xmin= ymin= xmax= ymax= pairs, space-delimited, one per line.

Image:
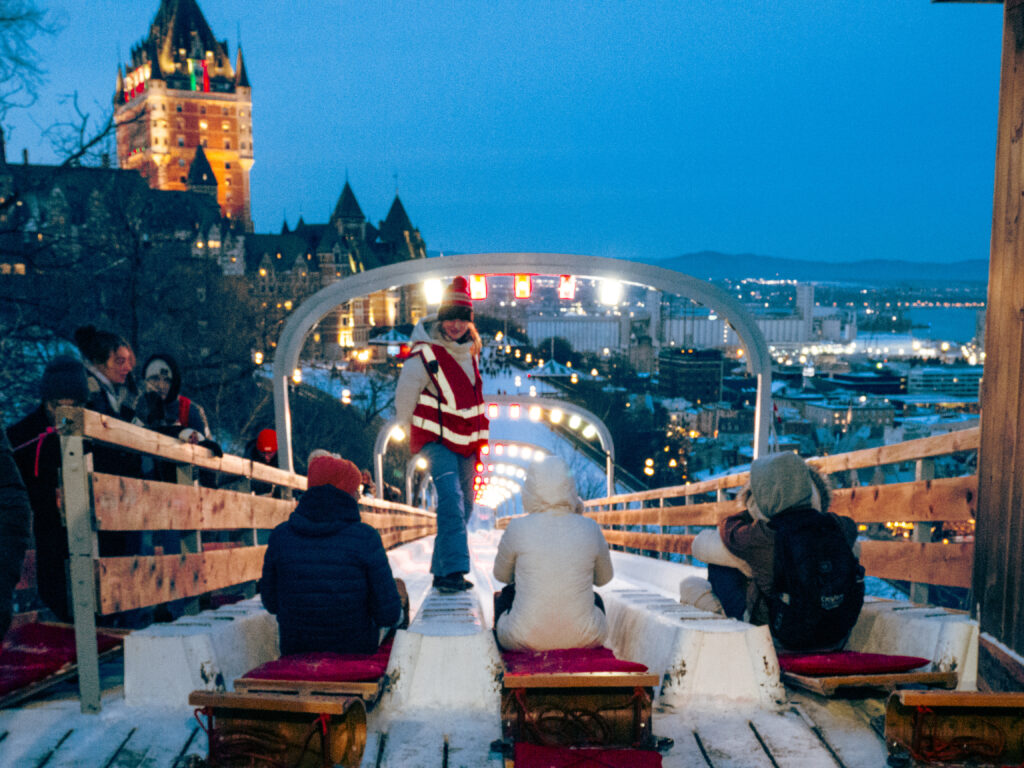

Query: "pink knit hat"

xmin=307 ymin=452 xmax=362 ymax=497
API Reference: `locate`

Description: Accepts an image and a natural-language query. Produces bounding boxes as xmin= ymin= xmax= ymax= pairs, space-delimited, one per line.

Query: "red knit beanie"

xmin=307 ymin=453 xmax=362 ymax=497
xmin=438 ymin=276 xmax=473 ymax=321
xmin=256 ymin=428 xmax=277 ymax=454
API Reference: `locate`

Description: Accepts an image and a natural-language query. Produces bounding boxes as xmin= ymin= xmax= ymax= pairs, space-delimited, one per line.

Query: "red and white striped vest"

xmin=408 ymin=341 xmax=489 ymax=457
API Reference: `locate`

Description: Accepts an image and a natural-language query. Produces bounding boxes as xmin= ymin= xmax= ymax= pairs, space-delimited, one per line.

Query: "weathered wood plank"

xmin=859 ymin=540 xmax=973 ymax=589
xmin=829 ymin=476 xmax=977 ymax=523
xmin=602 ymin=530 xmax=693 ymax=555
xmin=502 ymin=672 xmax=659 ymax=689
xmin=587 ymin=501 xmax=731 ymax=527
xmin=96 ymin=548 xmax=267 ymax=613
xmin=809 ymin=428 xmax=979 ymax=475
xmin=580 ymin=429 xmax=979 ymax=514
xmin=92 ymin=474 xmax=297 ymax=530
xmin=58 ymin=407 xmax=307 ymax=489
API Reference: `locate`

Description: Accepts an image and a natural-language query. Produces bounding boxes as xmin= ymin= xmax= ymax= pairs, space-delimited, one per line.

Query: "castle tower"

xmin=115 ymin=0 xmax=254 ymax=230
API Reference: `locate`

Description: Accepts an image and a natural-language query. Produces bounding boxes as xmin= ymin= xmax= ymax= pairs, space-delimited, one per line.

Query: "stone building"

xmin=244 ymin=182 xmax=428 ymax=361
xmin=115 ymin=0 xmax=254 ymax=227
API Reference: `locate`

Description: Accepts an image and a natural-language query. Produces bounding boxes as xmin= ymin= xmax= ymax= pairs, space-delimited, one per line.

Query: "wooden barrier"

xmin=498 ymin=427 xmax=979 ymax=597
xmin=50 ymin=407 xmax=436 ymax=713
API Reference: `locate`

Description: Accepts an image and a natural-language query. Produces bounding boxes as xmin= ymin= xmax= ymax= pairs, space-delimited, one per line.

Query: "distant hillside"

xmin=651 ymin=251 xmax=989 ymax=284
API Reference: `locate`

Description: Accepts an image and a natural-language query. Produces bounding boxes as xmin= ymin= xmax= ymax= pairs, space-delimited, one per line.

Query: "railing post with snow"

xmin=58 ymin=407 xmax=103 ymax=713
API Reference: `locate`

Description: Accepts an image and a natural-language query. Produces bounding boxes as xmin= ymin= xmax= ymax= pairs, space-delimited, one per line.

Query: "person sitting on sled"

xmin=492 ymin=455 xmax=613 ymax=651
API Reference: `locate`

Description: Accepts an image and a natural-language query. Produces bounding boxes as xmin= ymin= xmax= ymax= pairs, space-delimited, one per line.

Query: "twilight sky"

xmin=1 ymin=1 xmax=1005 ymax=264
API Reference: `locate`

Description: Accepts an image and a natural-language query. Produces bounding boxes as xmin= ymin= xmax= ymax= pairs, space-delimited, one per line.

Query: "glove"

xmin=199 ymin=439 xmax=224 ymax=458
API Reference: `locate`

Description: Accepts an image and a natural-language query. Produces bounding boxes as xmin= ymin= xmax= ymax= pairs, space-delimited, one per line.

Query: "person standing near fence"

xmin=394 ymin=276 xmax=488 ymax=594
xmin=7 ymin=356 xmax=90 ymax=622
xmin=0 ymin=424 xmax=33 ymax=639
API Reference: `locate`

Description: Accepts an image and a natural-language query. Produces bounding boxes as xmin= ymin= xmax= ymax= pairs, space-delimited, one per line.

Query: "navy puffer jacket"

xmin=260 ymin=485 xmax=402 ymax=654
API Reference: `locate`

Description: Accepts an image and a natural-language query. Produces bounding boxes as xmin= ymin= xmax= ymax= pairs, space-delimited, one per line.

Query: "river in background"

xmin=909 ymin=307 xmax=983 ymax=344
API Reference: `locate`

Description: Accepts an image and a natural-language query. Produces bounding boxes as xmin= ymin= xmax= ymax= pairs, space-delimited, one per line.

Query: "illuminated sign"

xmin=469 ymin=275 xmax=487 ymax=300
xmin=558 ymin=275 xmax=576 ymax=300
xmin=514 ymin=274 xmax=532 ymax=299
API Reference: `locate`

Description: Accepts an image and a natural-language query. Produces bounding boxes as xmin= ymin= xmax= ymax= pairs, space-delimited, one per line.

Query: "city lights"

xmin=423 ymin=278 xmax=444 ymax=305
xmin=599 ymin=279 xmax=622 ymax=305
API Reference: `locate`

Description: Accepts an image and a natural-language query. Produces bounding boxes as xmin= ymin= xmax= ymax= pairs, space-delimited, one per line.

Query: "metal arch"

xmin=273 ymin=252 xmax=772 ymax=472
xmin=372 ymin=418 xmax=403 ymax=500
xmin=485 ymin=394 xmax=616 ymax=496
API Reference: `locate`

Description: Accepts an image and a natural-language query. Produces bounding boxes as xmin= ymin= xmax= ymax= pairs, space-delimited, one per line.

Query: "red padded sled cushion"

xmin=242 ymin=638 xmax=393 ymax=683
xmin=502 ymin=646 xmax=649 ymax=677
xmin=514 ymin=742 xmax=662 ymax=767
xmin=777 ymin=650 xmax=930 ymax=677
xmin=0 ymin=622 xmax=123 ymax=697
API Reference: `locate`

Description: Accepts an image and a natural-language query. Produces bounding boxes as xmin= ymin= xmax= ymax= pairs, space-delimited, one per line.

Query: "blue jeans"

xmin=707 ymin=563 xmax=749 ymax=620
xmin=420 ymin=442 xmax=475 ymax=577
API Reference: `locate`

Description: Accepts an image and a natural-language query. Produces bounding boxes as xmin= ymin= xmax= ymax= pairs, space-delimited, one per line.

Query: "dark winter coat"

xmin=0 ymin=425 xmax=33 ymax=637
xmin=7 ymin=406 xmax=70 ymax=621
xmin=83 ymin=366 xmax=143 ymax=478
xmin=260 ymin=485 xmax=402 ymax=655
xmin=719 ymin=508 xmax=857 ymax=625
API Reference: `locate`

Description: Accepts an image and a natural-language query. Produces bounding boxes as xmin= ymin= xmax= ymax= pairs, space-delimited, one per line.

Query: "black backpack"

xmin=767 ymin=507 xmax=865 ymax=651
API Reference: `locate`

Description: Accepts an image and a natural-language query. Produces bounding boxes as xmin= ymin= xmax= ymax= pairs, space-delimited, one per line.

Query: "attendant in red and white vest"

xmin=395 ymin=276 xmax=488 ymax=593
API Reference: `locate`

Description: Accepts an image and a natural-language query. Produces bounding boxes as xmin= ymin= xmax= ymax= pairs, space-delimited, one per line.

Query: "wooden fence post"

xmin=910 ymin=458 xmax=935 ymax=604
xmin=59 ymin=411 xmax=102 ymax=713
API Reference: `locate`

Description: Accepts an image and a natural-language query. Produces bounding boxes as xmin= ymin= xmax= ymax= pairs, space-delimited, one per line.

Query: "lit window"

xmin=14 ymin=263 xmax=25 ymax=275
xmin=199 ymin=120 xmax=208 ymax=130
xmin=222 ymin=122 xmax=229 ymax=131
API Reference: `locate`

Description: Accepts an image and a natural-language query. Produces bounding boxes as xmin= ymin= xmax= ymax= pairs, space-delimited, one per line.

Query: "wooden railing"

xmin=497 ymin=428 xmax=978 ymax=600
xmin=52 ymin=406 xmax=436 ymax=712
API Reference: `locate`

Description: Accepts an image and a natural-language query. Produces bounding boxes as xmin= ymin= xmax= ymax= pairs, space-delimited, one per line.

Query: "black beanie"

xmin=40 ymin=355 xmax=89 ymax=404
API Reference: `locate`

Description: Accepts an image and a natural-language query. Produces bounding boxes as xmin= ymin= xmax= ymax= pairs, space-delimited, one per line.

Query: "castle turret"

xmin=114 ymin=0 xmax=254 ymax=230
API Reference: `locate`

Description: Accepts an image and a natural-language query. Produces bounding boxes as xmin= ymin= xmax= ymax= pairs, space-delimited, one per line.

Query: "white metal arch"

xmin=273 ymin=252 xmax=772 ymax=472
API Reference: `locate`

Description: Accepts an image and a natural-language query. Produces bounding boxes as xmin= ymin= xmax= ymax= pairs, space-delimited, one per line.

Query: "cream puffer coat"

xmin=493 ymin=456 xmax=614 ymax=651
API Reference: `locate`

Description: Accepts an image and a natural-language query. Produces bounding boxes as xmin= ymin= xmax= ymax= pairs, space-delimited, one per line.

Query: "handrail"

xmin=497 ymin=427 xmax=979 ymax=607
xmin=49 ymin=406 xmax=435 ymax=713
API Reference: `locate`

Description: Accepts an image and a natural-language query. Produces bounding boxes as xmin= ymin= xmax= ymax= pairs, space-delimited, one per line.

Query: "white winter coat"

xmin=493 ymin=456 xmax=614 ymax=651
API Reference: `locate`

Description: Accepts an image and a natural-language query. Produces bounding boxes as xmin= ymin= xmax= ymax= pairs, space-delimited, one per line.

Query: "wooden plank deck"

xmin=0 ymin=682 xmax=893 ymax=767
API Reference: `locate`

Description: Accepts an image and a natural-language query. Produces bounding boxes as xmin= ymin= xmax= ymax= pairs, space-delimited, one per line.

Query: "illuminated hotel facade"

xmin=114 ymin=0 xmax=253 ymax=228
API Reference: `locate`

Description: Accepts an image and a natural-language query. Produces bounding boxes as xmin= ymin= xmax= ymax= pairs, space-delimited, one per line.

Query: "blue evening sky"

xmin=2 ymin=1 xmax=1005 ymax=264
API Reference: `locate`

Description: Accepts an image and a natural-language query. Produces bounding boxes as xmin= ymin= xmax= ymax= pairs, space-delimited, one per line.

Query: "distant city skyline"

xmin=1 ymin=1 xmax=1005 ymax=264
